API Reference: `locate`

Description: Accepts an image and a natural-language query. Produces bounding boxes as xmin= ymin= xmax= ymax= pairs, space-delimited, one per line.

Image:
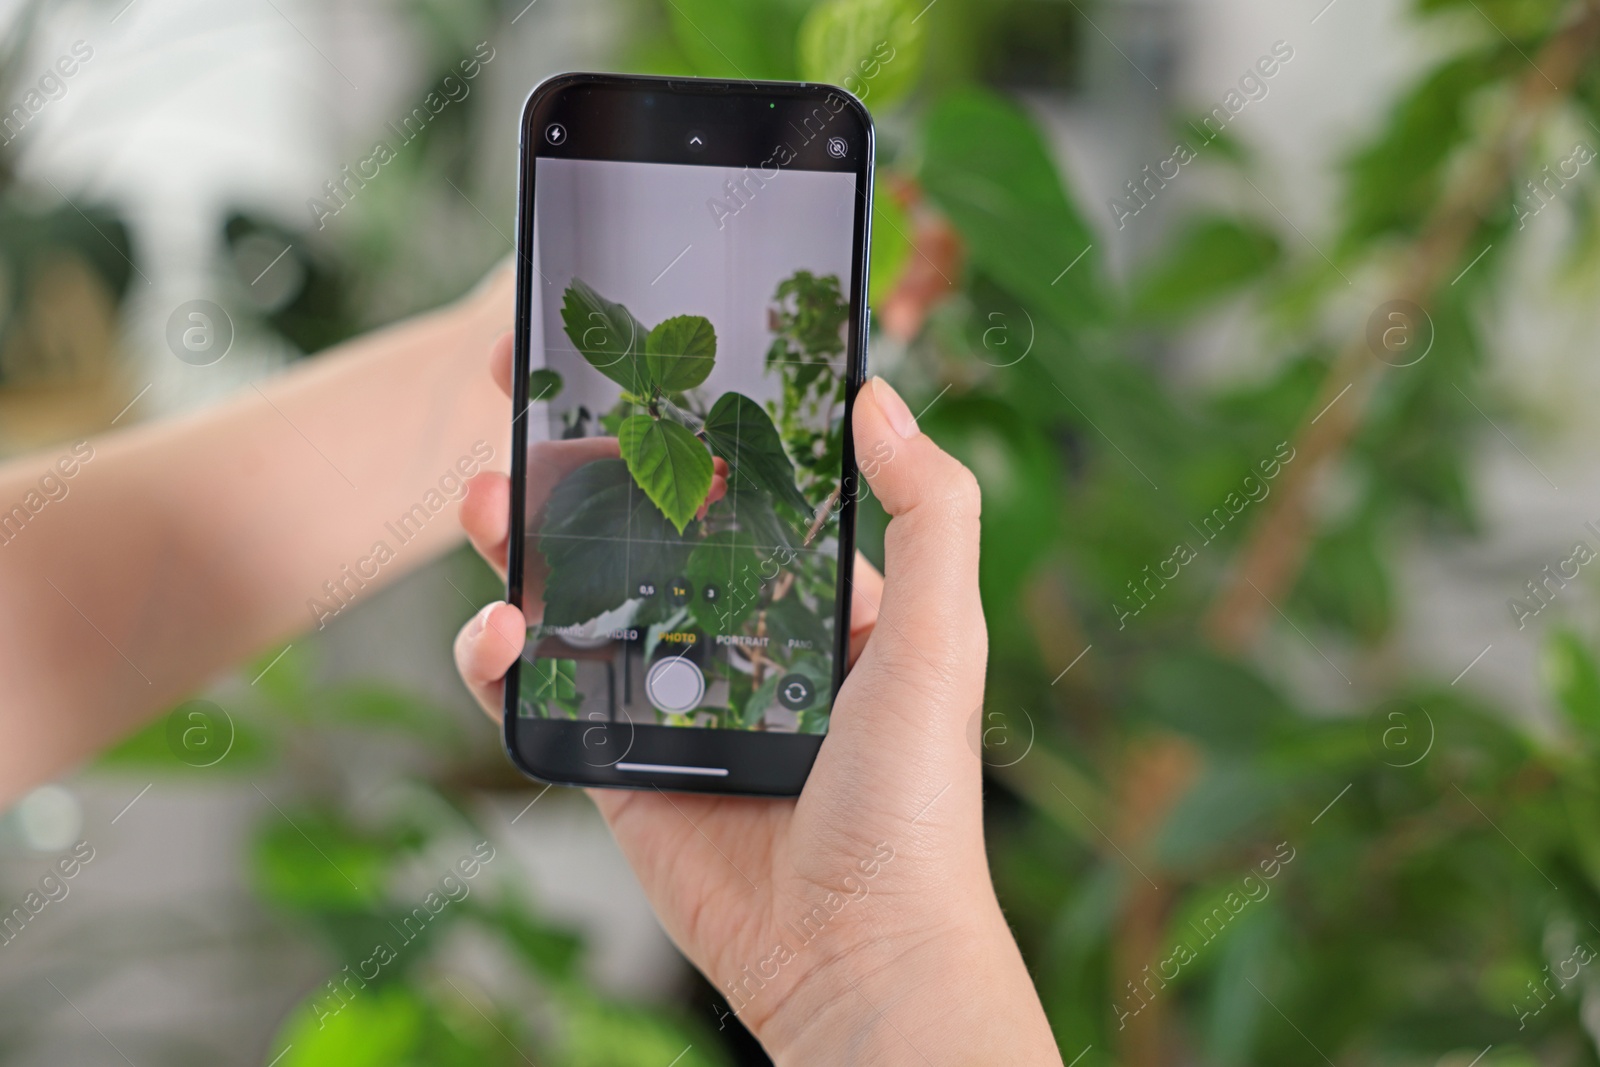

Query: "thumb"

xmin=833 ymin=377 xmax=986 ymax=762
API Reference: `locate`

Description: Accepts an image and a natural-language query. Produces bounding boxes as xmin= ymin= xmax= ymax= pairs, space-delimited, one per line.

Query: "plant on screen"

xmin=535 ymin=272 xmax=846 ymax=731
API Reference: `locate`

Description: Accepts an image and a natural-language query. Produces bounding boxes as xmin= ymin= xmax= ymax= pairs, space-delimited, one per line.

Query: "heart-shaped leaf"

xmin=560 ymin=280 xmax=648 ymax=393
xmin=539 ymin=459 xmax=689 ymax=625
xmin=646 ymin=315 xmax=717 ymax=393
xmin=619 ymin=414 xmax=714 ymax=533
xmin=703 ymin=392 xmax=811 ymax=515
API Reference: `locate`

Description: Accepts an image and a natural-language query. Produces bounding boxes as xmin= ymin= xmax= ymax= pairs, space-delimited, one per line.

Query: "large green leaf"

xmin=798 ymin=0 xmax=925 ymax=109
xmin=618 ymin=414 xmax=715 ymax=533
xmin=920 ymin=88 xmax=1108 ymax=331
xmin=704 ymin=488 xmax=797 ymax=553
xmin=703 ymin=391 xmax=811 ymax=515
xmin=645 ymin=314 xmax=716 ymax=393
xmin=1131 ymin=215 xmax=1282 ymax=321
xmin=686 ymin=529 xmax=767 ymax=633
xmin=539 ymin=459 xmax=689 ymax=625
xmin=560 ymin=279 xmax=648 ymax=393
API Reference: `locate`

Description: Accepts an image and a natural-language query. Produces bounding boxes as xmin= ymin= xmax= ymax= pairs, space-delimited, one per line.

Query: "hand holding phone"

xmin=454 ymin=366 xmax=1062 ymax=1065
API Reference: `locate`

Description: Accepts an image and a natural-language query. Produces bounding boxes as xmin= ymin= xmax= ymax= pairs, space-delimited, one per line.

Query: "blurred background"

xmin=4 ymin=0 xmax=1600 ymax=1062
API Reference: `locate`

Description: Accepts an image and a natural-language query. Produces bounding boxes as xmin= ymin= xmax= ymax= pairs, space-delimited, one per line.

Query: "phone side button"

xmin=615 ymin=762 xmax=730 ymax=777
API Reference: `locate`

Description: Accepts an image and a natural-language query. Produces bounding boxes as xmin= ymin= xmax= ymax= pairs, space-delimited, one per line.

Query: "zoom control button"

xmin=645 ymin=656 xmax=705 ymax=715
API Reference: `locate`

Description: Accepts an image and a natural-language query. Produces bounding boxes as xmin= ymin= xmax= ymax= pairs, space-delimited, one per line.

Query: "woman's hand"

xmin=455 ymin=333 xmax=1061 ymax=1064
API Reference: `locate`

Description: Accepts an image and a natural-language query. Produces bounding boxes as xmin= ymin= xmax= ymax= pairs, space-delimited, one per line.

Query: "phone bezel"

xmin=502 ymin=72 xmax=874 ymax=797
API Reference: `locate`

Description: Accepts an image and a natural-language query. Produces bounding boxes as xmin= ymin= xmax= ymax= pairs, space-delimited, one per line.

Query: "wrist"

xmin=755 ymin=903 xmax=1062 ymax=1066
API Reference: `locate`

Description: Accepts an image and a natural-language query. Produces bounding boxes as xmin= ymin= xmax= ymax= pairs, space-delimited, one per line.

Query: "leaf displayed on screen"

xmin=685 ymin=529 xmax=767 ymax=633
xmin=528 ymin=367 xmax=564 ymax=402
xmin=703 ymin=391 xmax=811 ymax=515
xmin=560 ymin=279 xmax=648 ymax=393
xmin=646 ymin=314 xmax=717 ymax=393
xmin=539 ymin=459 xmax=689 ymax=625
xmin=743 ymin=672 xmax=781 ymax=728
xmin=618 ymin=415 xmax=714 ymax=533
xmin=527 ymin=657 xmax=581 ymax=719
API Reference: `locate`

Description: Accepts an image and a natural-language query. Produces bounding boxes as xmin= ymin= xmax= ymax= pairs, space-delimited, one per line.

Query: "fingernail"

xmin=870 ymin=377 xmax=918 ymax=439
xmin=471 ymin=602 xmax=499 ymax=636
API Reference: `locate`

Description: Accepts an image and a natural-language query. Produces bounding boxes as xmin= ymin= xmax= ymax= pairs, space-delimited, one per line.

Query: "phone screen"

xmin=506 ymin=77 xmax=870 ymax=776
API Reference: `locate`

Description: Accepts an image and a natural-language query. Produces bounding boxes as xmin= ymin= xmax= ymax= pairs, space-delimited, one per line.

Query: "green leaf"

xmin=686 ymin=530 xmax=767 ymax=633
xmin=482 ymin=893 xmax=586 ymax=983
xmin=539 ymin=459 xmax=690 ymax=625
xmin=618 ymin=414 xmax=714 ymax=533
xmin=743 ymin=672 xmax=782 ymax=728
xmin=313 ymin=683 xmax=457 ymax=744
xmin=1131 ymin=216 xmax=1282 ymax=321
xmin=96 ymin=699 xmax=274 ymax=773
xmin=560 ymin=279 xmax=648 ymax=393
xmin=1544 ymin=629 xmax=1600 ymax=744
xmin=528 ymin=367 xmax=563 ymax=402
xmin=1296 ymin=513 xmax=1394 ymax=643
xmin=250 ymin=808 xmax=391 ymax=912
xmin=645 ymin=314 xmax=716 ymax=393
xmin=525 ymin=657 xmax=581 ymax=719
xmin=768 ymin=593 xmax=833 ymax=659
xmin=270 ymin=985 xmax=425 ymax=1067
xmin=703 ymin=392 xmax=811 ymax=516
xmin=1136 ymin=650 xmax=1292 ymax=753
xmin=1340 ymin=49 xmax=1509 ymax=252
xmin=703 ymin=488 xmax=797 ymax=555
xmin=798 ymin=0 xmax=925 ymax=109
xmin=920 ymin=88 xmax=1108 ymax=330
xmin=666 ymin=0 xmax=807 ymax=80
xmin=562 ymin=996 xmax=726 ymax=1067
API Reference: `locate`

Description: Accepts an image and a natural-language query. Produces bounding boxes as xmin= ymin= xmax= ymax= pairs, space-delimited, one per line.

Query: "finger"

xmin=834 ymin=377 xmax=985 ymax=751
xmin=461 ymin=471 xmax=511 ymax=579
xmin=846 ymin=552 xmax=882 ymax=667
xmin=696 ymin=460 xmax=730 ymax=520
xmin=453 ymin=601 xmax=526 ymax=719
xmin=491 ymin=330 xmax=514 ymax=399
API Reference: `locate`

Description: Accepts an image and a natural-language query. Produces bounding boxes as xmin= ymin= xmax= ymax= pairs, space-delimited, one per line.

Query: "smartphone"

xmin=502 ymin=73 xmax=873 ymax=796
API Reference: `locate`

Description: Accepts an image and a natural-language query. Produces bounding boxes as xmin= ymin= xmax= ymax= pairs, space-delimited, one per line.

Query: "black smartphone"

xmin=502 ymin=73 xmax=873 ymax=796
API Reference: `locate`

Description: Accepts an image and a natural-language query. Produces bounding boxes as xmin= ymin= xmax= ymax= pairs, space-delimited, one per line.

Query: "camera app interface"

xmin=519 ymin=151 xmax=858 ymax=734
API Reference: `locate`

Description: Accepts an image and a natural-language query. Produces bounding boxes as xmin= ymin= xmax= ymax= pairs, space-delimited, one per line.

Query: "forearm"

xmin=760 ymin=902 xmax=1063 ymax=1066
xmin=0 ymin=266 xmax=512 ymax=803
